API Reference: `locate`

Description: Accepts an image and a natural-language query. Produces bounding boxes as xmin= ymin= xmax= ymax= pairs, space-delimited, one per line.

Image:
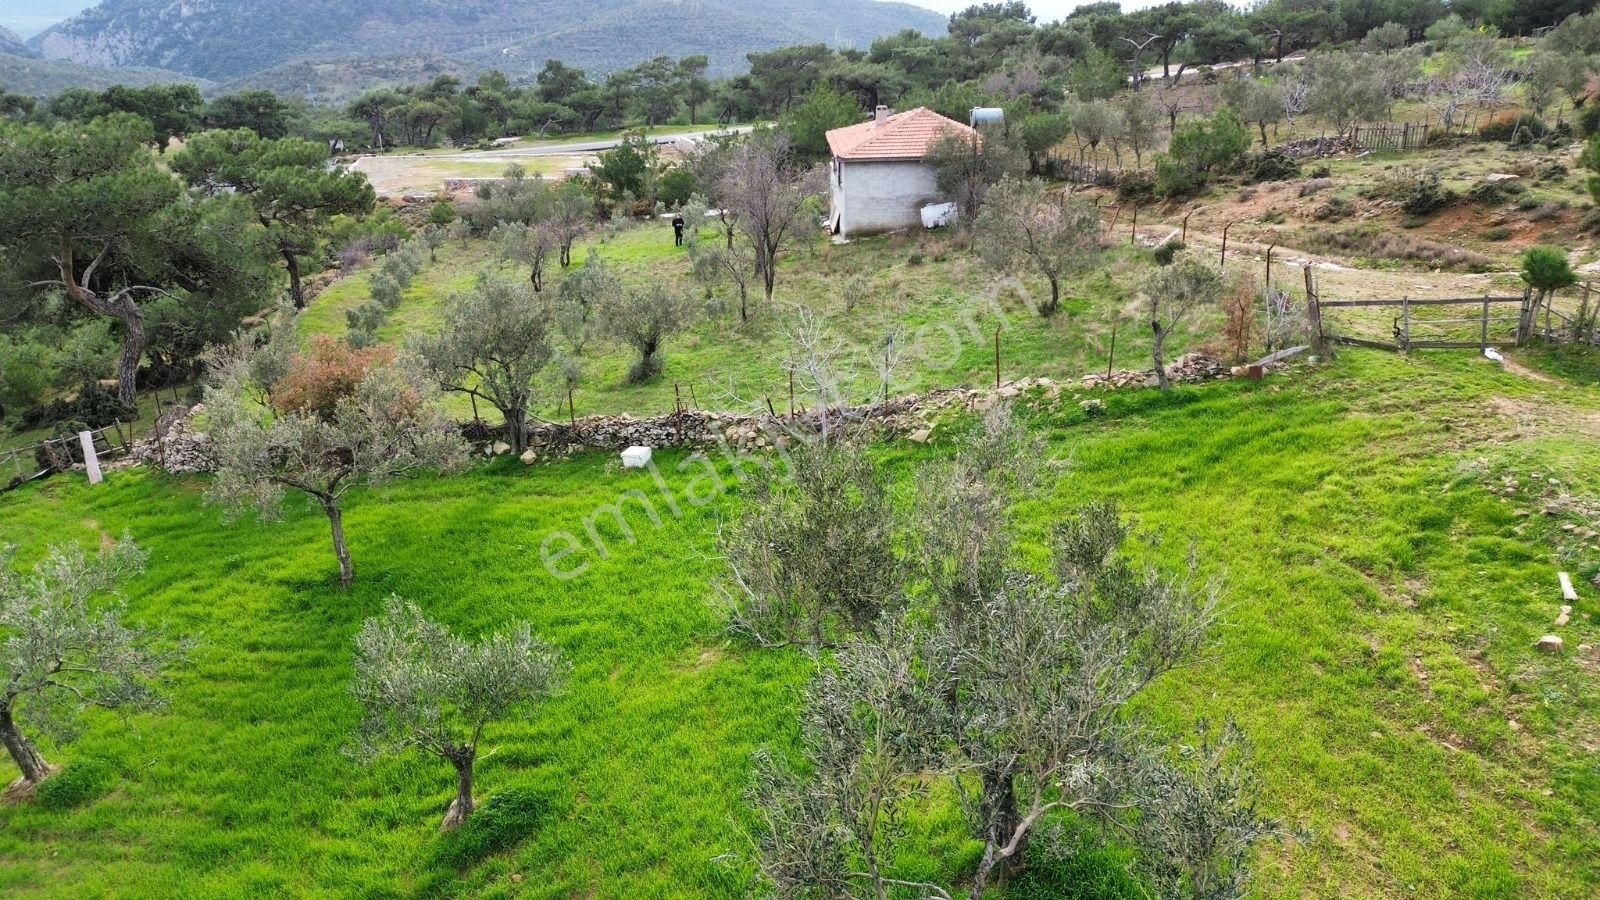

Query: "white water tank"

xmin=970 ymin=107 xmax=1004 ymax=127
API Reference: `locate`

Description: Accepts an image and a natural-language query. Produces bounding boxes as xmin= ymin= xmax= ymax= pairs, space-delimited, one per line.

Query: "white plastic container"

xmin=621 ymin=446 xmax=653 ymax=469
xmin=921 ymin=202 xmax=957 ymax=229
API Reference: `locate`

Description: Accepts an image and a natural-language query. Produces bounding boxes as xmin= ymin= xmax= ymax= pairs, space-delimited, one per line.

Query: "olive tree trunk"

xmin=320 ymin=499 xmax=354 ymax=589
xmin=0 ymin=706 xmax=52 ymax=786
xmin=1152 ymin=321 xmax=1171 ymax=390
xmin=968 ymin=766 xmax=1026 ymax=897
xmin=441 ymin=750 xmax=476 ymax=830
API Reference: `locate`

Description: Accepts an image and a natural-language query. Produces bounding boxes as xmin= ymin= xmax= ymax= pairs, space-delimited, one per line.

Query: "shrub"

xmin=1480 ymin=113 xmax=1548 ymax=144
xmin=1467 ymin=180 xmax=1507 ymax=205
xmin=1537 ymin=162 xmax=1569 ymax=182
xmin=1153 ymin=240 xmax=1184 ymax=266
xmin=434 ymin=788 xmax=551 ymax=869
xmin=1298 ymin=178 xmax=1336 ymax=197
xmin=1580 ymin=135 xmax=1600 ymax=203
xmin=326 ymin=209 xmax=408 ymax=255
xmin=271 ymin=336 xmax=397 ymax=419
xmin=1528 ymin=201 xmax=1568 ymax=222
xmin=1580 ymin=104 xmax=1600 ymax=138
xmin=1314 ymin=196 xmax=1352 ymax=221
xmin=1482 ymin=226 xmax=1512 ymax=241
xmin=345 ymin=301 xmax=387 ymax=336
xmin=1248 ymin=150 xmax=1301 ymax=183
xmin=1309 ymin=164 xmax=1332 ymax=178
xmin=369 ymin=272 xmax=403 ymax=309
xmin=1391 ymin=170 xmax=1456 ymax=216
xmin=36 ymin=758 xmax=116 ymax=810
xmin=1169 ymin=107 xmax=1250 ymax=175
xmin=1155 ymin=155 xmax=1204 ymax=198
xmin=1295 ymin=224 xmax=1491 ymax=271
xmin=657 ymin=166 xmax=696 ymax=209
xmin=1115 ymin=170 xmax=1157 ymax=204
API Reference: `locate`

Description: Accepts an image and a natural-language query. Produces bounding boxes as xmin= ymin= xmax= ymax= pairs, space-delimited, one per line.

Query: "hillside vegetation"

xmin=27 ymin=0 xmax=944 ymax=82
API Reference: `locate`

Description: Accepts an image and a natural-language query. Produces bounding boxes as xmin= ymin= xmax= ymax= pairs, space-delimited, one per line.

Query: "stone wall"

xmin=131 ymin=357 xmax=1238 ymax=474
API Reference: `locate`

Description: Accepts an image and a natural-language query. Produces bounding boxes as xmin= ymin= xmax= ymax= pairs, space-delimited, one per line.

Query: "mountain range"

xmin=0 ymin=27 xmax=32 ymax=56
xmin=20 ymin=0 xmax=947 ymax=91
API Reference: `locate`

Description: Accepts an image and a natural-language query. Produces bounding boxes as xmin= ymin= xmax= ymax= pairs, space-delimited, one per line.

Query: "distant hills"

xmin=19 ymin=0 xmax=946 ymax=94
xmin=0 ymin=51 xmax=207 ymax=96
xmin=0 ymin=27 xmax=32 ymax=56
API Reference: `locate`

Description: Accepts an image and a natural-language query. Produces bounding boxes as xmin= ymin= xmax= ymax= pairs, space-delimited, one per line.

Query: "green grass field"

xmin=2 ymin=346 xmax=1598 ymax=897
xmin=299 ymin=224 xmax=1208 ymax=425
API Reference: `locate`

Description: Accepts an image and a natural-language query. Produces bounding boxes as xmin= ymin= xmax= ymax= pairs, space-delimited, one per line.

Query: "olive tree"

xmin=974 ymin=177 xmax=1102 ymax=316
xmin=932 ymin=505 xmax=1219 ymax=896
xmin=1305 ymin=52 xmax=1389 ymax=136
xmin=1143 ymin=252 xmax=1225 ymax=390
xmin=414 ymin=275 xmax=555 ymax=455
xmin=715 ymin=133 xmax=825 ymax=301
xmin=929 ymin=124 xmax=1027 ymax=222
xmin=0 ymin=538 xmax=180 ymax=791
xmin=493 ymin=222 xmax=557 ymax=292
xmin=1222 ymin=77 xmax=1284 ymax=148
xmin=351 ymin=596 xmax=566 ymax=830
xmin=598 ymin=284 xmax=693 ymax=383
xmin=748 ymin=617 xmax=947 ymax=899
xmin=205 ymin=331 xmax=468 ymax=588
xmin=744 ymin=474 xmax=1273 ymax=899
xmin=553 ymin=249 xmax=620 ymax=356
xmin=688 ymin=233 xmax=761 ymax=322
xmin=717 ymin=439 xmax=901 ymax=649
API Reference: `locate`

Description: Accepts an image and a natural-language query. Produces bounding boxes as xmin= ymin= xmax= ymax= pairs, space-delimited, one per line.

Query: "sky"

xmin=3 ymin=1 xmax=96 ymax=37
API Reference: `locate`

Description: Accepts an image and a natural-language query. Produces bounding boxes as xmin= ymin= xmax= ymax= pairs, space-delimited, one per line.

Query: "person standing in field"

xmin=672 ymin=213 xmax=685 ymax=247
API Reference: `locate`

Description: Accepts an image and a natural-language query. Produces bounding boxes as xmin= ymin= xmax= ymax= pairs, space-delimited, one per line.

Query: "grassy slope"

xmin=299 ymin=224 xmax=1194 ymax=424
xmin=1 ymin=348 xmax=1598 ymax=897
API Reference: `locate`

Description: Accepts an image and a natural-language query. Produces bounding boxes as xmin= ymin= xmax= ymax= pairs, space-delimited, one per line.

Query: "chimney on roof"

xmin=874 ymin=105 xmax=890 ymax=124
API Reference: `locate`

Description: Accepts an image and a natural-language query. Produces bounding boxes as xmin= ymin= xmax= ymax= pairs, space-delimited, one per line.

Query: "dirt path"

xmin=1124 ymin=217 xmax=1521 ymax=301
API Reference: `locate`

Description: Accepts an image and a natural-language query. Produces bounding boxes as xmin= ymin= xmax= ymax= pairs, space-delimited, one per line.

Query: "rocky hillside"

xmin=29 ymin=0 xmax=945 ymax=82
xmin=0 ymin=27 xmax=32 ymax=56
xmin=0 ymin=51 xmax=206 ymax=95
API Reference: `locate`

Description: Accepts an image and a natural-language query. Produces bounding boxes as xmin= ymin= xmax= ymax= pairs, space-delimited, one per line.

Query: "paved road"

xmin=399 ymin=125 xmax=754 ymax=163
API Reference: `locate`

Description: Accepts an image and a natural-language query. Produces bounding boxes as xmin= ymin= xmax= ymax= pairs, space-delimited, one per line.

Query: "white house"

xmin=825 ymin=106 xmax=978 ymax=238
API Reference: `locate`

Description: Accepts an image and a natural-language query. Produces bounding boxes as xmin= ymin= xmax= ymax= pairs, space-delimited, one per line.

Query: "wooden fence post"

xmin=1107 ymin=316 xmax=1119 ymax=378
xmin=1182 ymin=209 xmax=1193 ymax=243
xmin=1481 ymin=296 xmax=1490 ymax=349
xmin=1130 ymin=204 xmax=1138 ymax=245
xmin=994 ymin=324 xmax=1002 ymax=389
xmin=1516 ymin=285 xmax=1534 ymax=345
xmin=1401 ymin=296 xmax=1410 ymax=351
xmin=1583 ymin=283 xmax=1594 ymax=343
xmin=1264 ymin=242 xmax=1276 ymax=288
xmin=1220 ymin=221 xmax=1232 ymax=269
xmin=1304 ymin=265 xmax=1325 ymax=355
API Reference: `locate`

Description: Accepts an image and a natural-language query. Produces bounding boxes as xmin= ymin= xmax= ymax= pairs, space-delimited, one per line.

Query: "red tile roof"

xmin=826 ymin=107 xmax=978 ymax=162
